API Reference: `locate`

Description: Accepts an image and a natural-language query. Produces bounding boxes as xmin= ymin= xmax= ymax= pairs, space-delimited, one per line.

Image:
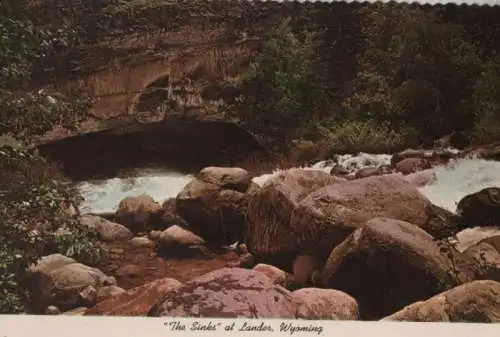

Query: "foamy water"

xmin=77 ymin=169 xmax=194 ymax=213
xmin=77 ymin=153 xmax=500 ymax=250
xmin=418 ymin=158 xmax=500 ymax=213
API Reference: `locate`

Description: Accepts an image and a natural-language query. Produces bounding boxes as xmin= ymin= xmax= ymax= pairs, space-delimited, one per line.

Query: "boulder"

xmin=115 ymin=195 xmax=163 ymax=232
xmin=157 ymin=225 xmax=205 ymax=252
xmin=456 ymin=187 xmax=500 ymax=226
xmin=28 ymin=254 xmax=116 ymax=313
xmin=246 ymin=169 xmax=340 ymax=268
xmin=395 ymin=157 xmax=431 ymax=174
xmin=354 ymin=166 xmax=391 ymax=179
xmin=86 ymin=277 xmax=182 ymax=316
xmin=175 ymin=167 xmax=253 ymax=245
xmin=147 ymin=268 xmax=302 ymax=318
xmin=129 ymin=236 xmax=155 ymax=248
xmin=382 ymin=280 xmax=500 ymax=322
xmin=318 ymin=217 xmax=462 ymax=319
xmin=291 ymin=288 xmax=360 ymax=320
xmin=289 ymin=174 xmax=456 ymax=263
xmin=80 ymin=215 xmax=133 ymax=242
xmin=391 ymin=148 xmax=457 ymax=167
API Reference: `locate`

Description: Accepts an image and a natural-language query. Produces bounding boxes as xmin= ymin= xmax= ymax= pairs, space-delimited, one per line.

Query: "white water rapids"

xmin=76 ymin=152 xmax=500 ymax=251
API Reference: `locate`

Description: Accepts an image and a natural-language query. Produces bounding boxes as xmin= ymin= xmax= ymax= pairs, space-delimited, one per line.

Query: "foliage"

xmin=469 ymin=54 xmax=500 ymax=144
xmin=319 ymin=119 xmax=417 ymax=153
xmin=343 ymin=4 xmax=483 ymax=140
xmin=0 ymin=144 xmax=106 ymax=313
xmin=0 ymin=9 xmax=93 ymax=139
xmin=0 ymin=4 xmax=101 ymax=313
xmin=233 ymin=23 xmax=321 ymax=144
xmin=231 ymin=3 xmax=500 ymax=152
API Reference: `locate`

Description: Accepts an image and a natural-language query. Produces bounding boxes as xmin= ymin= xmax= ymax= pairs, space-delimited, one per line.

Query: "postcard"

xmin=1 ymin=0 xmax=499 ymax=336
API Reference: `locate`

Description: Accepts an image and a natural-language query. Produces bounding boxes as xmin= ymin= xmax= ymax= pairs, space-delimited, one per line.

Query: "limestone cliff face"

xmin=28 ymin=0 xmax=290 ymax=145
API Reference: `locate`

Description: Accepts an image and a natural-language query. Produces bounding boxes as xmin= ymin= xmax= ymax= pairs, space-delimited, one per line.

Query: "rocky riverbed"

xmin=27 ymin=145 xmax=500 ymax=321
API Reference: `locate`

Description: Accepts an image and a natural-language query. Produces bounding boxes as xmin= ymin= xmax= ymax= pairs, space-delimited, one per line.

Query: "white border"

xmin=1 ymin=316 xmax=499 ymax=337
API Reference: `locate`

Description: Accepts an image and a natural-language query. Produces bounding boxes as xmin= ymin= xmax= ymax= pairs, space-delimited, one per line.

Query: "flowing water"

xmin=76 ymin=152 xmax=500 ymax=250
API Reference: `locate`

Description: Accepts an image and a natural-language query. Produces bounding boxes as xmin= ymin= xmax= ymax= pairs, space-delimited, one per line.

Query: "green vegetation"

xmin=0 ymin=3 xmax=104 ymax=313
xmin=230 ymin=4 xmax=500 ymax=152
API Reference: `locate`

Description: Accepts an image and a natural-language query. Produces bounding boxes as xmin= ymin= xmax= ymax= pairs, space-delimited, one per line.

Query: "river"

xmin=76 ymin=151 xmax=500 ymax=251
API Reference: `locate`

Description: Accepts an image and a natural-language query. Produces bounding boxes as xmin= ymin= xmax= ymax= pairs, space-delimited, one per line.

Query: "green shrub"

xmin=318 ymin=119 xmax=417 ymax=154
xmin=0 ymin=145 xmax=106 ymax=313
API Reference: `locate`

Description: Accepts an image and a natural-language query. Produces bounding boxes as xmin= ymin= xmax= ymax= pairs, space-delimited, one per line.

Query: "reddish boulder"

xmin=318 ymin=217 xmax=464 ymax=319
xmin=176 ymin=167 xmax=254 ymax=245
xmin=246 ymin=169 xmax=340 ymax=268
xmin=86 ymin=277 xmax=182 ymax=316
xmin=289 ymin=174 xmax=451 ymax=262
xmin=147 ymin=268 xmax=302 ymax=318
xmin=395 ymin=157 xmax=431 ymax=174
xmin=115 ymin=195 xmax=163 ymax=232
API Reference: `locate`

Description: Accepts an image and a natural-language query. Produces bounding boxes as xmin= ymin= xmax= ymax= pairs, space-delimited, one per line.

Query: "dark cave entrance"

xmin=37 ymin=119 xmax=266 ymax=182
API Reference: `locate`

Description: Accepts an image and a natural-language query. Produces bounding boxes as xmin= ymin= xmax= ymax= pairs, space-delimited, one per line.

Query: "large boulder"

xmin=246 ymin=169 xmax=340 ymax=268
xmin=80 ymin=215 xmax=133 ymax=242
xmin=28 ymin=254 xmax=117 ymax=313
xmin=115 ymin=195 xmax=163 ymax=232
xmin=290 ymin=288 xmax=360 ymax=320
xmin=289 ymin=174 xmax=457 ymax=263
xmin=317 ymin=217 xmax=464 ymax=320
xmin=147 ymin=268 xmax=302 ymax=318
xmin=86 ymin=277 xmax=182 ymax=316
xmin=456 ymin=187 xmax=500 ymax=226
xmin=382 ymin=280 xmax=500 ymax=322
xmin=175 ymin=167 xmax=254 ymax=245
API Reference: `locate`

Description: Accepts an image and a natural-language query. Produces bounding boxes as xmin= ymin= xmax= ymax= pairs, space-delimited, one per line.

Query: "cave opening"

xmin=37 ymin=119 xmax=266 ymax=182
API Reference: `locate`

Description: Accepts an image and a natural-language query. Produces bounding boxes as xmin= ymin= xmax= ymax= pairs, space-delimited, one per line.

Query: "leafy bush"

xmin=0 ymin=145 xmax=106 ymax=313
xmin=233 ymin=23 xmax=321 ymax=144
xmin=0 ymin=7 xmax=101 ymax=313
xmin=469 ymin=54 xmax=500 ymax=144
xmin=320 ymin=119 xmax=418 ymax=153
